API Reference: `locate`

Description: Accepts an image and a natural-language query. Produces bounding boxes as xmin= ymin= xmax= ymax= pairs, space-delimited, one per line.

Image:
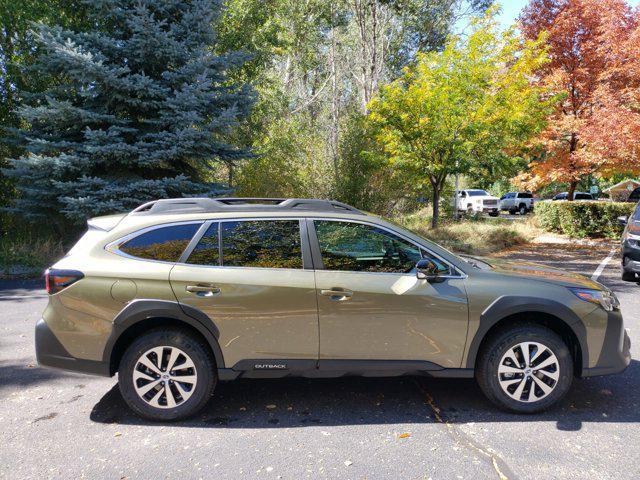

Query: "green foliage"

xmin=235 ymin=112 xmax=333 ymax=198
xmin=0 ymin=0 xmax=91 ymax=207
xmin=368 ymin=8 xmax=554 ymax=227
xmin=3 ymin=0 xmax=253 ymax=224
xmin=334 ymin=112 xmax=413 ymax=214
xmin=0 ymin=213 xmax=65 ymax=272
xmin=534 ymin=201 xmax=635 ymax=238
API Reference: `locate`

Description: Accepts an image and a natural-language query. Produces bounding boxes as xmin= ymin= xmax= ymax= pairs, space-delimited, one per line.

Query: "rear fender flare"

xmin=102 ymin=299 xmax=225 ymax=371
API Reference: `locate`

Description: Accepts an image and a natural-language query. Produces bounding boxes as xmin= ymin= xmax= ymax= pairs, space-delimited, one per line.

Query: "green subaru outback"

xmin=36 ymin=198 xmax=630 ymax=420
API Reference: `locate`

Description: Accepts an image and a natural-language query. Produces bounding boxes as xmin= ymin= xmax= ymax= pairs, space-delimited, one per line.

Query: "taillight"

xmin=45 ymin=269 xmax=84 ymax=294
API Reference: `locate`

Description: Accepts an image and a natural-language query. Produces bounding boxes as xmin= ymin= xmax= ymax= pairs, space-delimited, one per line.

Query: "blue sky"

xmin=495 ymin=0 xmax=640 ymax=30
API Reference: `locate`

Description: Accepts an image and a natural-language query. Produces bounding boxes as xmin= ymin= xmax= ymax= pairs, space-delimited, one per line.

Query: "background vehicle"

xmin=36 ymin=198 xmax=630 ymax=420
xmin=552 ymin=192 xmax=594 ymax=201
xmin=500 ymin=192 xmax=535 ymax=215
xmin=455 ymin=189 xmax=500 ymax=216
xmin=619 ymin=202 xmax=640 ymax=283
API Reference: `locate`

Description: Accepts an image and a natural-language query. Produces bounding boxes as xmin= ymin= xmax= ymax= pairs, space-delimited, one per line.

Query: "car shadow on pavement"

xmin=90 ymin=360 xmax=640 ymax=431
xmin=0 ymin=361 xmax=77 ymax=391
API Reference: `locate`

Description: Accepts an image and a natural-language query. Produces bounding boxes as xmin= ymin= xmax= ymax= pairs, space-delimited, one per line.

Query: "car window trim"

xmin=105 ymin=220 xmax=205 ymax=264
xmin=307 ymin=217 xmax=466 ymax=279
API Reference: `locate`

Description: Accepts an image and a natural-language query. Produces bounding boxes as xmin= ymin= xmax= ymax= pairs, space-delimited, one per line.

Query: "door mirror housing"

xmin=416 ymin=258 xmax=449 ymax=282
xmin=618 ymin=216 xmax=628 ymax=226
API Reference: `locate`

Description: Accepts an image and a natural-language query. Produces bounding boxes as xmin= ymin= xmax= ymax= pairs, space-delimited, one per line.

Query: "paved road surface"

xmin=1 ymin=243 xmax=638 ymax=480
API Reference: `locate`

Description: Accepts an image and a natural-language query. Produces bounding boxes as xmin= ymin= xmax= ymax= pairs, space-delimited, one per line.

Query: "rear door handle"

xmin=186 ymin=284 xmax=221 ymax=297
xmin=320 ymin=288 xmax=353 ymax=301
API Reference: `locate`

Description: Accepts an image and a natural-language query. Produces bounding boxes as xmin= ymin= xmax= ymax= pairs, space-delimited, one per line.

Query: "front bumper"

xmin=581 ymin=311 xmax=631 ymax=377
xmin=622 ymin=240 xmax=640 ymax=281
xmin=35 ymin=318 xmax=111 ymax=376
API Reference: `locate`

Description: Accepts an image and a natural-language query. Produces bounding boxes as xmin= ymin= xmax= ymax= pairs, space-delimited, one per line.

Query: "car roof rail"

xmin=130 ymin=197 xmax=365 ymax=215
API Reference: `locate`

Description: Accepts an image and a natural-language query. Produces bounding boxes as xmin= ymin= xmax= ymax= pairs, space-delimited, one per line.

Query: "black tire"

xmin=508 ymin=208 xmax=516 ymax=215
xmin=119 ymin=328 xmax=217 ymax=421
xmin=518 ymin=204 xmax=527 ymax=215
xmin=489 ymin=212 xmax=499 ymax=217
xmin=476 ymin=323 xmax=573 ymax=413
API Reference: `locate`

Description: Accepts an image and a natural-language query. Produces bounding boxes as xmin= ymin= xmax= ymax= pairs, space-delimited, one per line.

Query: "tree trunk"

xmin=568 ymin=181 xmax=577 ymax=201
xmin=431 ymin=186 xmax=440 ymax=229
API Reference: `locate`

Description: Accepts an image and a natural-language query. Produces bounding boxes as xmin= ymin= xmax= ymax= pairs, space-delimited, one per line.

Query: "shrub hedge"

xmin=534 ymin=201 xmax=635 ymax=238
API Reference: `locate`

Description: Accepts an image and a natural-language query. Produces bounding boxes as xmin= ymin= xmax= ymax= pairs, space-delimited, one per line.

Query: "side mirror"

xmin=416 ymin=258 xmax=449 ymax=282
xmin=618 ymin=216 xmax=628 ymax=226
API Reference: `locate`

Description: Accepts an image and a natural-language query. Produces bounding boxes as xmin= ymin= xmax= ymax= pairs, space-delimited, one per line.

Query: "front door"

xmin=170 ymin=219 xmax=319 ymax=370
xmin=310 ymin=219 xmax=469 ymax=369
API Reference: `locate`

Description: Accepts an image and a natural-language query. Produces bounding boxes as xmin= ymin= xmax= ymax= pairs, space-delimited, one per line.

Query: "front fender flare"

xmin=465 ymin=296 xmax=588 ymax=370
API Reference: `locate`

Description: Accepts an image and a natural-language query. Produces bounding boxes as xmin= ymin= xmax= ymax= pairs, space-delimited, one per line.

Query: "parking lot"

xmin=1 ymin=241 xmax=638 ymax=480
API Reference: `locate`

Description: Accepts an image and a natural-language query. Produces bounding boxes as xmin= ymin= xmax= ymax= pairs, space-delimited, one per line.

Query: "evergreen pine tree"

xmin=4 ymin=0 xmax=253 ymax=224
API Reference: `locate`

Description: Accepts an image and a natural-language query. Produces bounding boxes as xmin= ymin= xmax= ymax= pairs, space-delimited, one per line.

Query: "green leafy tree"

xmin=0 ymin=0 xmax=90 ymax=207
xmin=3 ymin=0 xmax=253 ymax=224
xmin=368 ymin=9 xmax=553 ymax=227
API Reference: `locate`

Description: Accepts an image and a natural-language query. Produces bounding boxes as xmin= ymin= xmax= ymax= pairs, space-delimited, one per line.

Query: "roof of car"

xmin=130 ymin=197 xmax=365 ymax=216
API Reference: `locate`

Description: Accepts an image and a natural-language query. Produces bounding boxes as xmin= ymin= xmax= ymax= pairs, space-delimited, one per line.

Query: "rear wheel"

xmin=518 ymin=204 xmax=527 ymax=215
xmin=119 ymin=328 xmax=216 ymax=421
xmin=476 ymin=324 xmax=573 ymax=413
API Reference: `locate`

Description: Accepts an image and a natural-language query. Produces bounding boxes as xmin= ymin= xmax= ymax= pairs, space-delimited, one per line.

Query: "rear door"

xmin=309 ymin=219 xmax=469 ymax=370
xmin=170 ymin=219 xmax=319 ymax=370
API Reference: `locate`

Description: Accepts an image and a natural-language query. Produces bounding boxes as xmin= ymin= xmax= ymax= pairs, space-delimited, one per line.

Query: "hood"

xmin=464 ymin=256 xmax=604 ymax=290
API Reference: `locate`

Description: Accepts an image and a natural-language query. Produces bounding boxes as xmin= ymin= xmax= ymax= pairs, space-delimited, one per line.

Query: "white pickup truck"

xmin=455 ymin=189 xmax=500 ymax=216
xmin=499 ymin=191 xmax=535 ymax=215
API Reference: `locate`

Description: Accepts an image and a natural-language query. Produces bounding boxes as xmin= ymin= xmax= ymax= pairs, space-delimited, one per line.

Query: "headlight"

xmin=569 ymin=288 xmax=620 ymax=311
xmin=626 ymin=234 xmax=640 ymax=249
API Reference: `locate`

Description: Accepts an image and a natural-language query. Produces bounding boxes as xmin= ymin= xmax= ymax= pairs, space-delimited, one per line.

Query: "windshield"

xmin=467 ymin=190 xmax=489 ymax=196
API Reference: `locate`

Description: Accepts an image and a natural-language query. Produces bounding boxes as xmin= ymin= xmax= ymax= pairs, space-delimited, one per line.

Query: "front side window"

xmin=468 ymin=190 xmax=489 ymax=197
xmin=315 ymin=220 xmax=435 ymax=273
xmin=118 ymin=223 xmax=200 ymax=262
xmin=221 ymin=220 xmax=302 ymax=268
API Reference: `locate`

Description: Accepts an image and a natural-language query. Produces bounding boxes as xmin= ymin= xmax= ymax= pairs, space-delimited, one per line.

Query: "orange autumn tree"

xmin=517 ymin=0 xmax=640 ymax=199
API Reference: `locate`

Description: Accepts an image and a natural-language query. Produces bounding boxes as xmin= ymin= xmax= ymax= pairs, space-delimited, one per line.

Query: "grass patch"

xmin=397 ymin=209 xmax=541 ymax=255
xmin=0 ymin=233 xmax=65 ymax=275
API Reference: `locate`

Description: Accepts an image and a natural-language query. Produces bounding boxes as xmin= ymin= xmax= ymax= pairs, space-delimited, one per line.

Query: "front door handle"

xmin=320 ymin=288 xmax=353 ymax=301
xmin=186 ymin=284 xmax=221 ymax=297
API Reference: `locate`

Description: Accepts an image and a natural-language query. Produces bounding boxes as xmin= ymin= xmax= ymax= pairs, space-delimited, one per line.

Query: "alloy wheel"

xmin=497 ymin=341 xmax=559 ymax=403
xmin=132 ymin=346 xmax=198 ymax=409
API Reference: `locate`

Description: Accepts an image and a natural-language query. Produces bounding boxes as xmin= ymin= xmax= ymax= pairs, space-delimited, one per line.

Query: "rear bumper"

xmin=35 ymin=318 xmax=111 ymax=376
xmin=581 ymin=311 xmax=631 ymax=377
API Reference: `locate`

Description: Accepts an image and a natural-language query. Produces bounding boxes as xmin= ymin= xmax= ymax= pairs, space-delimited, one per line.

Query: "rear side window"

xmin=518 ymin=193 xmax=533 ymax=198
xmin=118 ymin=223 xmax=200 ymax=262
xmin=186 ymin=223 xmax=219 ymax=266
xmin=221 ymin=220 xmax=302 ymax=268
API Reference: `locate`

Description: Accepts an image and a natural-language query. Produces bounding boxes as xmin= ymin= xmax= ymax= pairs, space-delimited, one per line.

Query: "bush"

xmin=534 ymin=201 xmax=635 ymax=238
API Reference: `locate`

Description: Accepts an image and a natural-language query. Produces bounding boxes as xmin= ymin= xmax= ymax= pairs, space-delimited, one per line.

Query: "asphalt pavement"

xmin=1 ymin=242 xmax=638 ymax=480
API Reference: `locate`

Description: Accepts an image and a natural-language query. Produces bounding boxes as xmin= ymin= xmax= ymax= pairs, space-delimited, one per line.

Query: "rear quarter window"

xmin=118 ymin=223 xmax=200 ymax=262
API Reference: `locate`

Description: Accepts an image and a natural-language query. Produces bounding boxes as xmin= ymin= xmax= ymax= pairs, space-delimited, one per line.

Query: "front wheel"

xmin=119 ymin=328 xmax=217 ymax=421
xmin=476 ymin=324 xmax=573 ymax=413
